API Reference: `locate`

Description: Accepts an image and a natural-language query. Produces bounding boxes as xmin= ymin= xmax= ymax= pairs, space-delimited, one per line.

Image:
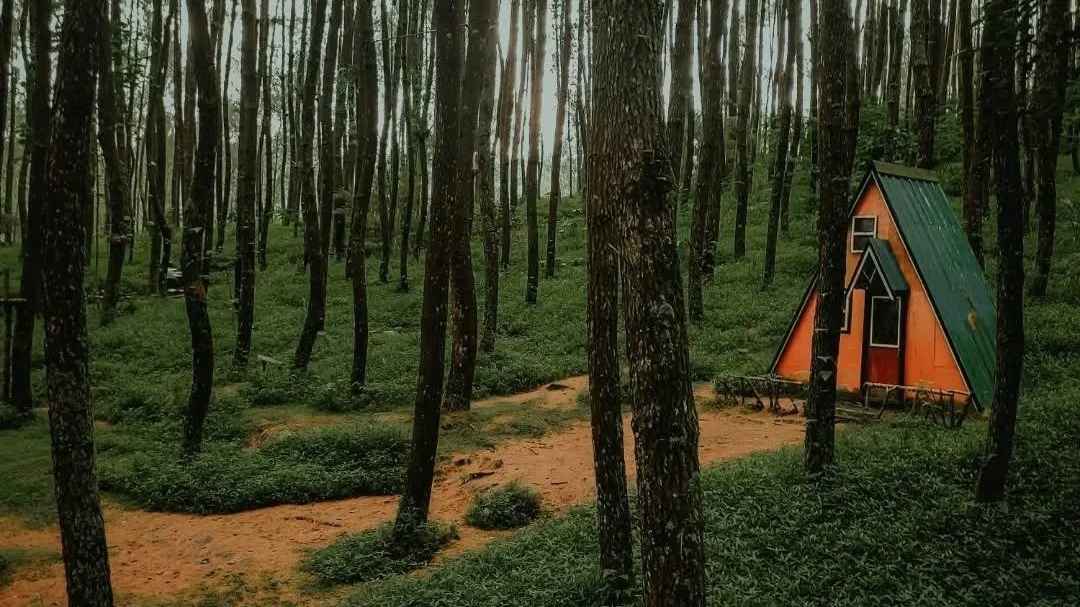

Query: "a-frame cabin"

xmin=770 ymin=161 xmax=996 ymax=409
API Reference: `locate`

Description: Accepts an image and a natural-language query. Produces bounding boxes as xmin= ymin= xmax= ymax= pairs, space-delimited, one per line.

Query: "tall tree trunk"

xmin=1017 ymin=8 xmax=1036 ymax=225
xmin=375 ymin=0 xmax=396 ymax=284
xmin=0 ymin=0 xmax=13 ymax=246
xmin=886 ymin=0 xmax=906 ymax=128
xmin=733 ymin=0 xmax=758 ymax=259
xmin=498 ymin=0 xmax=520 ymax=269
xmin=1028 ymin=0 xmax=1070 ymax=297
xmin=958 ymin=0 xmax=978 ymax=262
xmin=233 ymin=0 xmax=259 ymax=367
xmin=937 ymin=0 xmax=957 ymax=103
xmin=763 ymin=0 xmax=798 ymax=288
xmin=10 ymin=0 xmax=51 ymax=414
xmin=689 ymin=0 xmax=728 ymax=321
xmin=592 ymin=2 xmax=708 ymax=603
xmin=394 ymin=0 xmax=461 ymax=536
xmin=913 ymin=0 xmax=936 ymax=168
xmin=975 ymin=0 xmax=1022 ymax=503
xmin=667 ymin=0 xmax=696 ymax=195
xmin=544 ymin=0 xmax=571 ymax=278
xmin=255 ymin=0 xmax=274 ymax=269
xmin=181 ymin=0 xmax=222 ymax=458
xmin=476 ymin=1 xmax=501 ymax=353
xmin=397 ymin=0 xmax=416 ymax=291
xmin=98 ymin=0 xmax=130 ymax=326
xmin=445 ymin=0 xmax=497 ymax=412
xmin=292 ymin=0 xmax=331 ymax=370
xmin=524 ymin=0 xmax=547 ymax=304
xmin=508 ymin=0 xmax=533 ymax=268
xmin=781 ymin=7 xmax=805 ymax=234
xmin=585 ymin=1 xmax=636 ymax=594
xmin=43 ymin=1 xmax=114 ymax=604
xmin=217 ymin=0 xmax=238 ymax=252
xmin=804 ymin=0 xmax=857 ymax=475
xmin=349 ymin=0 xmax=378 ymax=387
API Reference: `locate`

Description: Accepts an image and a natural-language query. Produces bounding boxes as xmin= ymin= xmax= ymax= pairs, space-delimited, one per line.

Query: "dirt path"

xmin=0 ymin=377 xmax=804 ymax=606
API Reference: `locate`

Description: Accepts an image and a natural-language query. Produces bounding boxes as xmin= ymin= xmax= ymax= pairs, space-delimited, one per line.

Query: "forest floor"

xmin=0 ymin=379 xmax=806 ymax=606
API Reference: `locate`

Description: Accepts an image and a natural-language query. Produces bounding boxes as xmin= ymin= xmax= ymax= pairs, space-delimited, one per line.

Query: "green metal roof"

xmin=869 ymin=161 xmax=997 ymax=409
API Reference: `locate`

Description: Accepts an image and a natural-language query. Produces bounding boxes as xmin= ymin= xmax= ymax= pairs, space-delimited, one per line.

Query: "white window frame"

xmin=841 ymin=290 xmax=852 ymax=333
xmin=869 ymin=295 xmax=902 ymax=349
xmin=851 ymin=216 xmax=878 ymax=253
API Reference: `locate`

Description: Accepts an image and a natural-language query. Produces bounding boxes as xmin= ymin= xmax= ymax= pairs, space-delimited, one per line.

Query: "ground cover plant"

xmin=302 ymin=522 xmax=459 ymax=586
xmin=465 ymin=482 xmax=544 ymax=530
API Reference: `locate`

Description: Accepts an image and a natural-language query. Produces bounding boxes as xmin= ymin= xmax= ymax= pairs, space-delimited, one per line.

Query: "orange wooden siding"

xmin=773 ymin=181 xmax=970 ymax=398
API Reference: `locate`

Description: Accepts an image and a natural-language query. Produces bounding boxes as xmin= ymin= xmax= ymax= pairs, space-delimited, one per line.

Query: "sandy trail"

xmin=0 ymin=377 xmax=804 ymax=606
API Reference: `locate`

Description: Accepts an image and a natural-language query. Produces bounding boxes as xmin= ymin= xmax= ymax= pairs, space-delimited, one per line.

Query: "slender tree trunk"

xmin=217 ymin=0 xmax=238 ymax=252
xmin=544 ymin=0 xmax=571 ymax=278
xmin=592 ymin=2 xmax=707 ymax=603
xmin=958 ymin=0 xmax=978 ymax=262
xmin=804 ymin=0 xmax=857 ymax=476
xmin=233 ymin=0 xmax=259 ymax=367
xmin=10 ymin=0 xmax=51 ymax=414
xmin=181 ymin=0 xmax=222 ymax=458
xmin=524 ymin=0 xmax=547 ymax=304
xmin=667 ymin=0 xmax=696 ymax=196
xmin=1029 ymin=0 xmax=1069 ymax=297
xmin=733 ymin=0 xmax=758 ymax=259
xmin=1017 ymin=9 xmax=1036 ymax=226
xmin=445 ymin=0 xmax=497 ymax=412
xmin=913 ymin=0 xmax=936 ymax=167
xmin=585 ymin=2 xmax=636 ymax=593
xmin=43 ymin=2 xmax=114 ymax=604
xmin=498 ymin=0 xmax=520 ymax=269
xmin=0 ymin=0 xmax=13 ymax=247
xmin=886 ymin=0 xmax=906 ymax=128
xmin=349 ymin=0 xmax=378 ymax=387
xmin=975 ymin=0 xmax=1022 ymax=503
xmin=781 ymin=11 xmax=805 ymax=235
xmin=397 ymin=0 xmax=416 ymax=291
xmin=763 ymin=0 xmax=798 ymax=288
xmin=98 ymin=0 xmax=130 ymax=326
xmin=394 ymin=0 xmax=461 ymax=536
xmin=689 ymin=0 xmax=728 ymax=321
xmin=476 ymin=0 xmax=501 ymax=353
xmin=256 ymin=0 xmax=274 ymax=269
xmin=292 ymin=0 xmax=331 ymax=370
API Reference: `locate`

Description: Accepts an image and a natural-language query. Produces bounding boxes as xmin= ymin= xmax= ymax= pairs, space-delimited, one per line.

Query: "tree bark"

xmin=255 ymin=0 xmax=274 ymax=269
xmin=349 ymin=0 xmax=378 ymax=388
xmin=43 ymin=1 xmax=114 ymax=604
xmin=585 ymin=1 xmax=636 ymax=593
xmin=217 ymin=0 xmax=239 ymax=252
xmin=98 ymin=0 xmax=130 ymax=326
xmin=763 ymin=0 xmax=798 ymax=289
xmin=886 ymin=0 xmax=906 ymax=128
xmin=804 ymin=0 xmax=857 ymax=476
xmin=1028 ymin=0 xmax=1070 ymax=297
xmin=592 ymin=2 xmax=708 ymax=603
xmin=445 ymin=0 xmax=498 ymax=412
xmin=476 ymin=1 xmax=501 ymax=353
xmin=544 ymin=0 xmax=572 ymax=278
xmin=233 ymin=0 xmax=259 ymax=367
xmin=975 ymin=0 xmax=1023 ymax=503
xmin=689 ymin=0 xmax=728 ymax=321
xmin=292 ymin=0 xmax=332 ymax=370
xmin=394 ymin=0 xmax=461 ymax=535
xmin=497 ymin=0 xmax=520 ymax=269
xmin=0 ymin=0 xmax=13 ymax=246
xmin=181 ymin=0 xmax=222 ymax=458
xmin=733 ymin=0 xmax=758 ymax=259
xmin=667 ymin=0 xmax=696 ymax=197
xmin=524 ymin=0 xmax=547 ymax=304
xmin=10 ymin=0 xmax=51 ymax=414
xmin=912 ymin=0 xmax=936 ymax=168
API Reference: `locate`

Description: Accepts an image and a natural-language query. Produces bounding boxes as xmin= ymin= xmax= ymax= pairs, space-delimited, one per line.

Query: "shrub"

xmin=0 ymin=404 xmax=31 ymax=430
xmin=465 ymin=482 xmax=543 ymax=530
xmin=99 ymin=424 xmax=409 ymax=514
xmin=303 ymin=521 xmax=458 ymax=585
xmin=241 ymin=372 xmax=308 ymax=407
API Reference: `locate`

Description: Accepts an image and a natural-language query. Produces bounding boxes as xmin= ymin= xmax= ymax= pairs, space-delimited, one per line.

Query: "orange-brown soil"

xmin=0 ymin=377 xmax=804 ymax=606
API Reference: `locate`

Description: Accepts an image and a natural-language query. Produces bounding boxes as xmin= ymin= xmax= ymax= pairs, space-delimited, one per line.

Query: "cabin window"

xmin=851 ymin=216 xmax=878 ymax=253
xmin=869 ymin=296 xmax=901 ymax=348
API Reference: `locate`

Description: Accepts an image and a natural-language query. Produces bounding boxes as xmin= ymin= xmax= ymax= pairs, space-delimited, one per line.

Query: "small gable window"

xmin=851 ymin=216 xmax=878 ymax=253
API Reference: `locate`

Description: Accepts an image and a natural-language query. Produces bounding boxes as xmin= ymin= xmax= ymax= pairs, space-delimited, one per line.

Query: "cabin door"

xmin=863 ymin=295 xmax=903 ymax=386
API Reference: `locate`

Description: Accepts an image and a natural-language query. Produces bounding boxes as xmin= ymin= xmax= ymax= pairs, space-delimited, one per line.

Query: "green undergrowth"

xmin=97 ymin=412 xmax=410 ymax=514
xmin=303 ymin=522 xmax=459 ymax=586
xmin=465 ymin=482 xmax=543 ymax=530
xmin=0 ymin=547 xmax=61 ymax=587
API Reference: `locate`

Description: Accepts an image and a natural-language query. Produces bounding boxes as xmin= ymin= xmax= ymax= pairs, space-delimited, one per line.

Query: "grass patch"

xmin=303 ymin=522 xmax=459 ymax=586
xmin=465 ymin=482 xmax=543 ymax=530
xmin=99 ymin=423 xmax=409 ymax=514
xmin=0 ymin=547 xmax=61 ymax=586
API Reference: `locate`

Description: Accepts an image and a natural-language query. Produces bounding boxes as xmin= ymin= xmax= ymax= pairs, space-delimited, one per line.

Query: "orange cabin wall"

xmin=773 ymin=181 xmax=970 ymax=398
